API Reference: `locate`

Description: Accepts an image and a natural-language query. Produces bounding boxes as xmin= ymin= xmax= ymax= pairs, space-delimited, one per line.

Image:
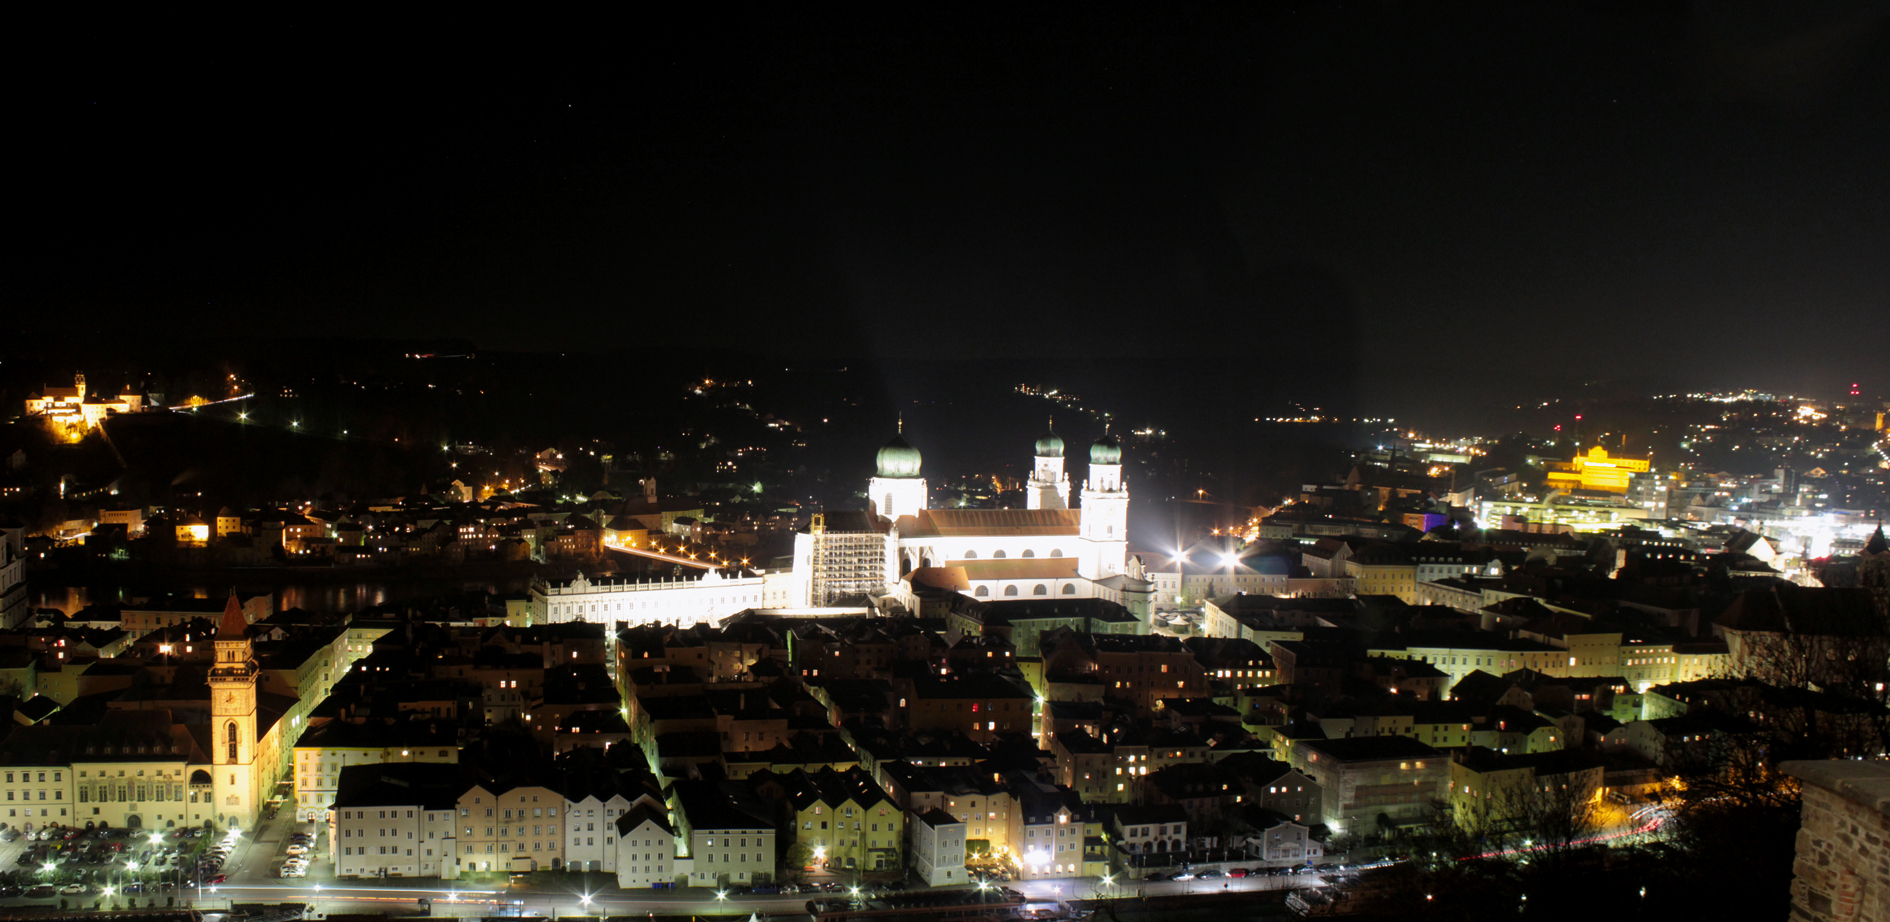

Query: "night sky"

xmin=19 ymin=4 xmax=1889 ymax=405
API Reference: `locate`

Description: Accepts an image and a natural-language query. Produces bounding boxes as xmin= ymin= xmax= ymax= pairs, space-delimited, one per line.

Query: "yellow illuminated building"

xmin=1546 ymin=446 xmax=1651 ymax=493
xmin=24 ymin=375 xmax=146 ymax=442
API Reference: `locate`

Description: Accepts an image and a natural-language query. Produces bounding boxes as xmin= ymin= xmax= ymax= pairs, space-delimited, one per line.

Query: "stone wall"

xmin=1783 ymin=761 xmax=1890 ymax=922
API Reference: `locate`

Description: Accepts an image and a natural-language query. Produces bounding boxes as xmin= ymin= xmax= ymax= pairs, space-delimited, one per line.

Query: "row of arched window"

xmin=963 ymin=549 xmax=1061 ymax=559
xmin=972 ymin=583 xmax=1077 ymax=598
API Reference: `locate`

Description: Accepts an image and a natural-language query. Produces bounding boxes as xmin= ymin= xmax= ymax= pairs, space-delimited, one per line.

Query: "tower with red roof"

xmin=209 ymin=590 xmax=259 ymax=828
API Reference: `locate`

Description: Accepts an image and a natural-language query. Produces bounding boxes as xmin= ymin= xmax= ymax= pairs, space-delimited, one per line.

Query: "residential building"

xmin=292 ymin=719 xmax=460 ymax=820
xmin=458 ymin=779 xmax=567 ymax=872
xmin=613 ymin=804 xmax=678 ymax=888
xmin=674 ymin=779 xmax=776 ymax=887
xmin=1447 ymin=747 xmax=1605 ymax=832
xmin=1111 ymin=803 xmax=1188 ymax=859
xmin=329 ymin=762 xmax=463 ymax=879
xmin=780 ymin=767 xmax=904 ymax=872
xmin=1289 ymin=736 xmax=1448 ymax=834
xmin=912 ymin=808 xmax=966 ymax=886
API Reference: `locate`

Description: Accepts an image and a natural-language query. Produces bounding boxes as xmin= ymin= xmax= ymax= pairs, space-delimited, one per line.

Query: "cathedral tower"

xmin=1079 ymin=434 xmax=1128 ymax=578
xmin=209 ymin=591 xmax=259 ymax=829
xmin=868 ymin=418 xmax=928 ymax=522
xmin=1027 ymin=419 xmax=1069 ymax=510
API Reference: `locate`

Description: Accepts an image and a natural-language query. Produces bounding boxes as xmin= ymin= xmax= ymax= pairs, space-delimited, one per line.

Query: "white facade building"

xmin=534 ymin=569 xmax=768 ymax=627
xmin=329 ymin=763 xmax=463 ymax=880
xmin=565 ymin=786 xmax=662 ymax=872
xmin=614 ymin=805 xmax=678 ymax=888
xmin=912 ymin=807 xmax=967 ymax=886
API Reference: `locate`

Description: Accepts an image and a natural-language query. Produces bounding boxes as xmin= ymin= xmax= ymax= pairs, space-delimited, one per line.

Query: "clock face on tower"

xmin=225 ymin=692 xmax=236 ymax=704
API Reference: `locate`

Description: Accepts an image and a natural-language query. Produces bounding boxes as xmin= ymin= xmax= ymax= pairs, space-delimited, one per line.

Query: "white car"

xmin=285 ymin=845 xmax=308 ymax=856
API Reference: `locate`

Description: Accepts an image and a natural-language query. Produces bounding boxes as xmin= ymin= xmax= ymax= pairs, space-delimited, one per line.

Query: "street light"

xmin=715 ymin=890 xmax=729 ymax=902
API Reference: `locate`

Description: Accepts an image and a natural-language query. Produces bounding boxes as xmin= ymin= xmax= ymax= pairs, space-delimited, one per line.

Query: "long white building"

xmin=533 ymin=569 xmax=773 ymax=626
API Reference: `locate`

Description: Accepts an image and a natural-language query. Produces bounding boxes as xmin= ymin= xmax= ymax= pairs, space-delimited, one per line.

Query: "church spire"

xmin=217 ymin=588 xmax=248 ymax=639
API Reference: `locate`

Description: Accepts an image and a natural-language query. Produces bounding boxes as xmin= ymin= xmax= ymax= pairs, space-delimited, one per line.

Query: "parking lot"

xmin=0 ymin=823 xmax=236 ymax=907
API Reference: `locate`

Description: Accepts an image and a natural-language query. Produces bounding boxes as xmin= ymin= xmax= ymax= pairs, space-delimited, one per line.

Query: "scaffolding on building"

xmin=809 ymin=513 xmax=888 ymax=606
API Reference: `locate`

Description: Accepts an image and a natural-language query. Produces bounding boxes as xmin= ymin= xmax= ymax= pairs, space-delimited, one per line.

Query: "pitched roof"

xmin=900 ymin=509 xmax=1083 ymax=538
xmin=333 ymin=761 xmax=467 ymax=810
xmin=915 ymin=807 xmax=961 ymax=828
xmin=217 ymin=593 xmax=250 ymax=639
xmin=1716 ymin=585 xmax=1881 ymax=636
xmin=1298 ymin=736 xmax=1443 ymax=762
xmin=614 ymin=803 xmax=675 ymax=837
xmin=1113 ymin=804 xmax=1189 ymax=827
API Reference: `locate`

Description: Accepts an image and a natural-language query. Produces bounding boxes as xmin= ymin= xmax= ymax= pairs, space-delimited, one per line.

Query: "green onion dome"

xmin=876 ymin=433 xmax=923 ymax=478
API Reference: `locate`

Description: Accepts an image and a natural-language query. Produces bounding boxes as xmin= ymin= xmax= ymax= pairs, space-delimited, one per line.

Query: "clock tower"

xmin=209 ymin=591 xmax=259 ymax=829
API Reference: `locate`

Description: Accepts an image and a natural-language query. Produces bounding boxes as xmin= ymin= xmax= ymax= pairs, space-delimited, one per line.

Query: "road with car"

xmin=0 ymin=817 xmax=1357 ymax=917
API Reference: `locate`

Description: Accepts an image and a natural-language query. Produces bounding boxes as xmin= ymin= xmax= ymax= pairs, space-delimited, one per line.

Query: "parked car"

xmin=1226 ymin=868 xmax=1247 ymax=878
xmin=205 ymin=874 xmax=228 ymax=885
xmin=1143 ymin=872 xmax=1170 ymax=881
xmin=1197 ymin=869 xmax=1222 ymax=879
xmin=25 ymin=884 xmax=56 ymax=898
xmin=60 ymin=883 xmax=88 ymax=894
xmin=0 ymin=885 xmax=21 ymax=898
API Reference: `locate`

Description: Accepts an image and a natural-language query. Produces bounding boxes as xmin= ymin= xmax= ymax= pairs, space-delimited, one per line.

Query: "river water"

xmin=30 ymin=575 xmax=534 ymax=617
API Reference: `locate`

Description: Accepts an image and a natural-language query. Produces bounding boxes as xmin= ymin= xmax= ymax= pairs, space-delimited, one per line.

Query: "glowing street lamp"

xmin=715 ymin=890 xmax=729 ymax=902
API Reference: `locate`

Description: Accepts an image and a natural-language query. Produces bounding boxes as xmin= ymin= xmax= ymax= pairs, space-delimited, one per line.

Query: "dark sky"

xmin=19 ymin=3 xmax=1890 ymax=403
